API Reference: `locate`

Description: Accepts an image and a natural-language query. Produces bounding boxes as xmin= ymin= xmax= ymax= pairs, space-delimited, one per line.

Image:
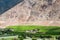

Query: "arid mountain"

xmin=0 ymin=0 xmax=60 ymax=28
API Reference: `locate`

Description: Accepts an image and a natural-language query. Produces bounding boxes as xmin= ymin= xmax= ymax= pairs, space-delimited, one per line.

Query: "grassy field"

xmin=0 ymin=25 xmax=60 ymax=40
xmin=6 ymin=25 xmax=60 ymax=35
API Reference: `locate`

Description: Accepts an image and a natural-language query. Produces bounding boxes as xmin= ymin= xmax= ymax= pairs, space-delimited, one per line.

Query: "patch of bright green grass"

xmin=6 ymin=25 xmax=60 ymax=32
xmin=5 ymin=25 xmax=60 ymax=36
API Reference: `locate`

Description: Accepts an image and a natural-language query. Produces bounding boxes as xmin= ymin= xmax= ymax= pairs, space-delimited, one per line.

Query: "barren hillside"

xmin=0 ymin=0 xmax=60 ymax=28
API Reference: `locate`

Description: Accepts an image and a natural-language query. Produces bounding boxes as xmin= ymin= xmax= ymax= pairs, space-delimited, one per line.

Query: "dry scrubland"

xmin=0 ymin=0 xmax=60 ymax=27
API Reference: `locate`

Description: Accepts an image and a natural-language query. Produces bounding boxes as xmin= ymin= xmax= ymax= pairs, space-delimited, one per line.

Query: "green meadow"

xmin=7 ymin=25 xmax=60 ymax=35
xmin=0 ymin=25 xmax=60 ymax=40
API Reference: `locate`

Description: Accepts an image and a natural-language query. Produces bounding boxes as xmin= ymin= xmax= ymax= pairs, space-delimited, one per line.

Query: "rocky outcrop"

xmin=0 ymin=0 xmax=60 ymax=28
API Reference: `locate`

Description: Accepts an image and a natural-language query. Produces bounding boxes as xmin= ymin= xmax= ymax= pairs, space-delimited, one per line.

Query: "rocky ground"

xmin=0 ymin=0 xmax=60 ymax=28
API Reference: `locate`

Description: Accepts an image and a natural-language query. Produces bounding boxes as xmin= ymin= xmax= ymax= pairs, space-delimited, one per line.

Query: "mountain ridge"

xmin=0 ymin=0 xmax=60 ymax=28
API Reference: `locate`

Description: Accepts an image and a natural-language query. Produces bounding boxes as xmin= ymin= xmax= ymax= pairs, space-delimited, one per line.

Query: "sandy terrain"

xmin=0 ymin=0 xmax=60 ymax=28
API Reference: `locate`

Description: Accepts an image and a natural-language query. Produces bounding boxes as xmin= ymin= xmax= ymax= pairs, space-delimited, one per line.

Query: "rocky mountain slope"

xmin=0 ymin=0 xmax=60 ymax=28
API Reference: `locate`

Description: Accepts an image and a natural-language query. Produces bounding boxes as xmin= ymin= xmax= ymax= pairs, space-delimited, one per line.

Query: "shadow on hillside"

xmin=0 ymin=0 xmax=24 ymax=15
